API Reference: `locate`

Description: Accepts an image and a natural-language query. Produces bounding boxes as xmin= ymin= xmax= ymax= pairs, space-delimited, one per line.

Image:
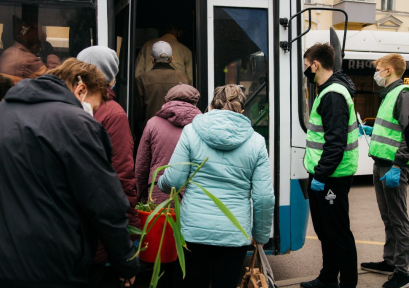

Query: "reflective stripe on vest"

xmin=369 ymin=85 xmax=409 ymax=163
xmin=304 ymin=83 xmax=359 ymax=177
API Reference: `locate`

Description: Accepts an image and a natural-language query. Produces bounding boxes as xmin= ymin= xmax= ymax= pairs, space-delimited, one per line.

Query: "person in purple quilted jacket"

xmin=135 ymin=83 xmax=201 ymax=204
xmin=134 ymin=83 xmax=201 ymax=287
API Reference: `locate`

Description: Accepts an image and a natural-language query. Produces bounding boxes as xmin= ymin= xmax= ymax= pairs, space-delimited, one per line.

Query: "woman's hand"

xmin=119 ymin=276 xmax=135 ymax=287
xmin=251 ymin=238 xmax=264 ymax=248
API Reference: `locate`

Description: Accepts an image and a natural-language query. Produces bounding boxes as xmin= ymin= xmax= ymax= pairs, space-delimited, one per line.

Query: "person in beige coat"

xmin=135 ymin=23 xmax=192 ymax=83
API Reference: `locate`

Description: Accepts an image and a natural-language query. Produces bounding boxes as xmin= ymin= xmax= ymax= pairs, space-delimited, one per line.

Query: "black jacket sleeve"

xmin=314 ymin=92 xmax=349 ymax=183
xmin=62 ymin=116 xmax=138 ymax=279
xmin=392 ymin=90 xmax=409 ymax=167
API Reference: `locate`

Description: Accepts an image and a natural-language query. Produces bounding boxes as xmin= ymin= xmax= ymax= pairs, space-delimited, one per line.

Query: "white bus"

xmin=0 ymin=0 xmax=352 ymax=255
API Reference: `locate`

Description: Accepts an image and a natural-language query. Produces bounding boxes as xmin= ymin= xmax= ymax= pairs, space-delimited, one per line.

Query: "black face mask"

xmin=304 ymin=65 xmax=316 ymax=84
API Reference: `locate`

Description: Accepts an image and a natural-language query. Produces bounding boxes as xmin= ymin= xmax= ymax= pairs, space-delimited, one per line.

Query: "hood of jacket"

xmin=156 ymin=100 xmax=202 ymax=127
xmin=192 ymin=109 xmax=254 ymax=151
xmin=318 ymin=70 xmax=356 ymax=98
xmin=4 ymin=74 xmax=82 ymax=107
xmin=107 ymin=87 xmax=116 ymax=101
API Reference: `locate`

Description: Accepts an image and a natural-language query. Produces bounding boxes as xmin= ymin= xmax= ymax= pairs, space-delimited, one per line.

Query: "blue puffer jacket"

xmin=158 ymin=109 xmax=275 ymax=247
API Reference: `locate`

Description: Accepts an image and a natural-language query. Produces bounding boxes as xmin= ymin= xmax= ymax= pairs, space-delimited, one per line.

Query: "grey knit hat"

xmin=165 ymin=83 xmax=200 ymax=105
xmin=77 ymin=46 xmax=119 ymax=83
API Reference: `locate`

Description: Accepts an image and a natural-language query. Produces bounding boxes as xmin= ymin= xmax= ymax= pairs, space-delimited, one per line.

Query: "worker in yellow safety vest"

xmin=361 ymin=53 xmax=409 ymax=288
xmin=301 ymin=43 xmax=358 ymax=288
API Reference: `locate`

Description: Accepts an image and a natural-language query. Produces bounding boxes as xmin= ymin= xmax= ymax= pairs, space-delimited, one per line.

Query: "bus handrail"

xmin=244 ymin=82 xmax=266 ymax=108
xmin=279 ymin=7 xmax=348 ymax=58
xmin=252 ymin=107 xmax=269 ymax=127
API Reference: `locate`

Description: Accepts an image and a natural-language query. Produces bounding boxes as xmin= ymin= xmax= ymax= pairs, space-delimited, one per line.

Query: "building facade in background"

xmin=304 ymin=0 xmax=409 ymax=32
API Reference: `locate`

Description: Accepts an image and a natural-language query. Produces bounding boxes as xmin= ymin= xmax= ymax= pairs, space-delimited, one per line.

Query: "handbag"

xmin=240 ymin=244 xmax=278 ymax=288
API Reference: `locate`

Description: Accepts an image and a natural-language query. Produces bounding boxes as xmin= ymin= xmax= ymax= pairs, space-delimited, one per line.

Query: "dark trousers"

xmin=87 ymin=265 xmax=119 ymax=288
xmin=182 ymin=242 xmax=248 ymax=288
xmin=373 ymin=165 xmax=409 ymax=275
xmin=308 ymin=174 xmax=358 ymax=287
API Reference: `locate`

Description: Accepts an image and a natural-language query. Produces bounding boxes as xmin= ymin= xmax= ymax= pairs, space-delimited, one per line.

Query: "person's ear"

xmin=150 ymin=56 xmax=155 ymax=63
xmin=169 ymin=55 xmax=173 ymax=63
xmin=241 ymin=109 xmax=244 ymax=114
xmin=74 ymin=83 xmax=87 ymax=100
xmin=312 ymin=61 xmax=317 ymax=70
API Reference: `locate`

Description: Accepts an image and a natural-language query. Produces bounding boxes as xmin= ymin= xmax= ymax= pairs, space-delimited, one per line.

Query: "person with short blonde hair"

xmin=361 ymin=53 xmax=409 ymax=288
xmin=0 ymin=58 xmax=138 ymax=287
xmin=372 ymin=53 xmax=407 ymax=80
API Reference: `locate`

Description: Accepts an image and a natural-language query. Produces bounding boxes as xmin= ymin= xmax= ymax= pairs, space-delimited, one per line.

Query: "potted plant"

xmin=127 ymin=157 xmax=250 ymax=288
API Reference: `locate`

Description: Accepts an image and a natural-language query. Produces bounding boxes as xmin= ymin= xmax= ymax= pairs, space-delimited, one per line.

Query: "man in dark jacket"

xmin=301 ymin=43 xmax=359 ymax=288
xmin=134 ymin=41 xmax=189 ymax=131
xmin=0 ymin=61 xmax=138 ymax=287
xmin=361 ymin=53 xmax=409 ymax=288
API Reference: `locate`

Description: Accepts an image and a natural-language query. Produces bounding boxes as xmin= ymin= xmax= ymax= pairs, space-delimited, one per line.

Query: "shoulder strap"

xmin=257 ymin=244 xmax=277 ymax=287
xmin=249 ymin=244 xmax=258 ymax=269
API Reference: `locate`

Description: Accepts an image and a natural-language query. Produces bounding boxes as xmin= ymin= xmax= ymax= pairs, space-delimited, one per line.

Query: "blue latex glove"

xmin=311 ymin=178 xmax=325 ymax=191
xmin=380 ymin=167 xmax=401 ymax=188
xmin=358 ymin=124 xmax=373 ymax=136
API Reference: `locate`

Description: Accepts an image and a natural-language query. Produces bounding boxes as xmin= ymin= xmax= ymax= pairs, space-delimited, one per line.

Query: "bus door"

xmin=111 ymin=0 xmax=137 ymax=134
xmin=205 ymin=0 xmax=276 ymax=252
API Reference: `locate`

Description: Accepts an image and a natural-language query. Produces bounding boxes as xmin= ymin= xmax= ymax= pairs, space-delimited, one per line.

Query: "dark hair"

xmin=0 ymin=75 xmax=14 ymax=100
xmin=303 ymin=43 xmax=335 ymax=70
xmin=211 ymin=84 xmax=246 ymax=113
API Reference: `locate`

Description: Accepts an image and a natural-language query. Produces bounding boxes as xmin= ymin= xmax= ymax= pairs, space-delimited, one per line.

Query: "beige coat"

xmin=135 ymin=34 xmax=192 ymax=83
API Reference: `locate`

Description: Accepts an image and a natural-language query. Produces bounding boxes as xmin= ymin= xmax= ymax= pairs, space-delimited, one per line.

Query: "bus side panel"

xmin=279 ymin=180 xmax=310 ymax=254
xmin=290 ymin=179 xmax=309 ymax=251
xmin=279 ymin=205 xmax=291 ymax=254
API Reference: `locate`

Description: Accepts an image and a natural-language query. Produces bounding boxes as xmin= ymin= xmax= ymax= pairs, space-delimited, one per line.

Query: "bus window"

xmin=0 ymin=1 xmax=96 ymax=84
xmin=213 ymin=7 xmax=269 ymax=146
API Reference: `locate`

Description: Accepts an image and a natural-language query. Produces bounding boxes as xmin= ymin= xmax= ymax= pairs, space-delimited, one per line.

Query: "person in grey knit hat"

xmin=77 ymin=46 xmax=139 ymax=288
xmin=77 ymin=46 xmax=119 ymax=87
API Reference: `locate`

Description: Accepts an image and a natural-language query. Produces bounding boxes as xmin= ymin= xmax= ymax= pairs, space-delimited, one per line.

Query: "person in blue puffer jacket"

xmin=158 ymin=84 xmax=275 ymax=288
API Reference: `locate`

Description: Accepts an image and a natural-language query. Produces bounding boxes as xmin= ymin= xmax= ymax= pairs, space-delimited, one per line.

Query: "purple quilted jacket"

xmin=135 ymin=100 xmax=201 ymax=204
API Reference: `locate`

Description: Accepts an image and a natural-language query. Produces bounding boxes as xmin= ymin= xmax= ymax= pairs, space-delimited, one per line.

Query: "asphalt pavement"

xmin=268 ymin=175 xmax=397 ymax=288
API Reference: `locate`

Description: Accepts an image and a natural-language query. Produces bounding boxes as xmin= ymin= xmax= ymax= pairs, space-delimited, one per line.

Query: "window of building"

xmin=381 ymin=0 xmax=394 ymax=11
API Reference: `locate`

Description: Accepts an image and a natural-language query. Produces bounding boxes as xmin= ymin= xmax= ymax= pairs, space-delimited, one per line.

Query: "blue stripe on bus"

xmin=279 ymin=205 xmax=291 ymax=254
xmin=279 ymin=180 xmax=310 ymax=254
xmin=290 ymin=179 xmax=310 ymax=251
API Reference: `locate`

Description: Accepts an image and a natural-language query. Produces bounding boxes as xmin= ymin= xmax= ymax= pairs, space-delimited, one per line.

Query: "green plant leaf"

xmin=150 ymin=211 xmax=169 ymax=288
xmin=149 ymin=162 xmax=200 ymax=202
xmin=127 ymin=225 xmax=142 ymax=235
xmin=176 ymin=158 xmax=209 ymax=194
xmin=190 ymin=180 xmax=250 ymax=240
xmin=173 ymin=196 xmax=186 ymax=247
xmin=167 ymin=217 xmax=186 ymax=278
